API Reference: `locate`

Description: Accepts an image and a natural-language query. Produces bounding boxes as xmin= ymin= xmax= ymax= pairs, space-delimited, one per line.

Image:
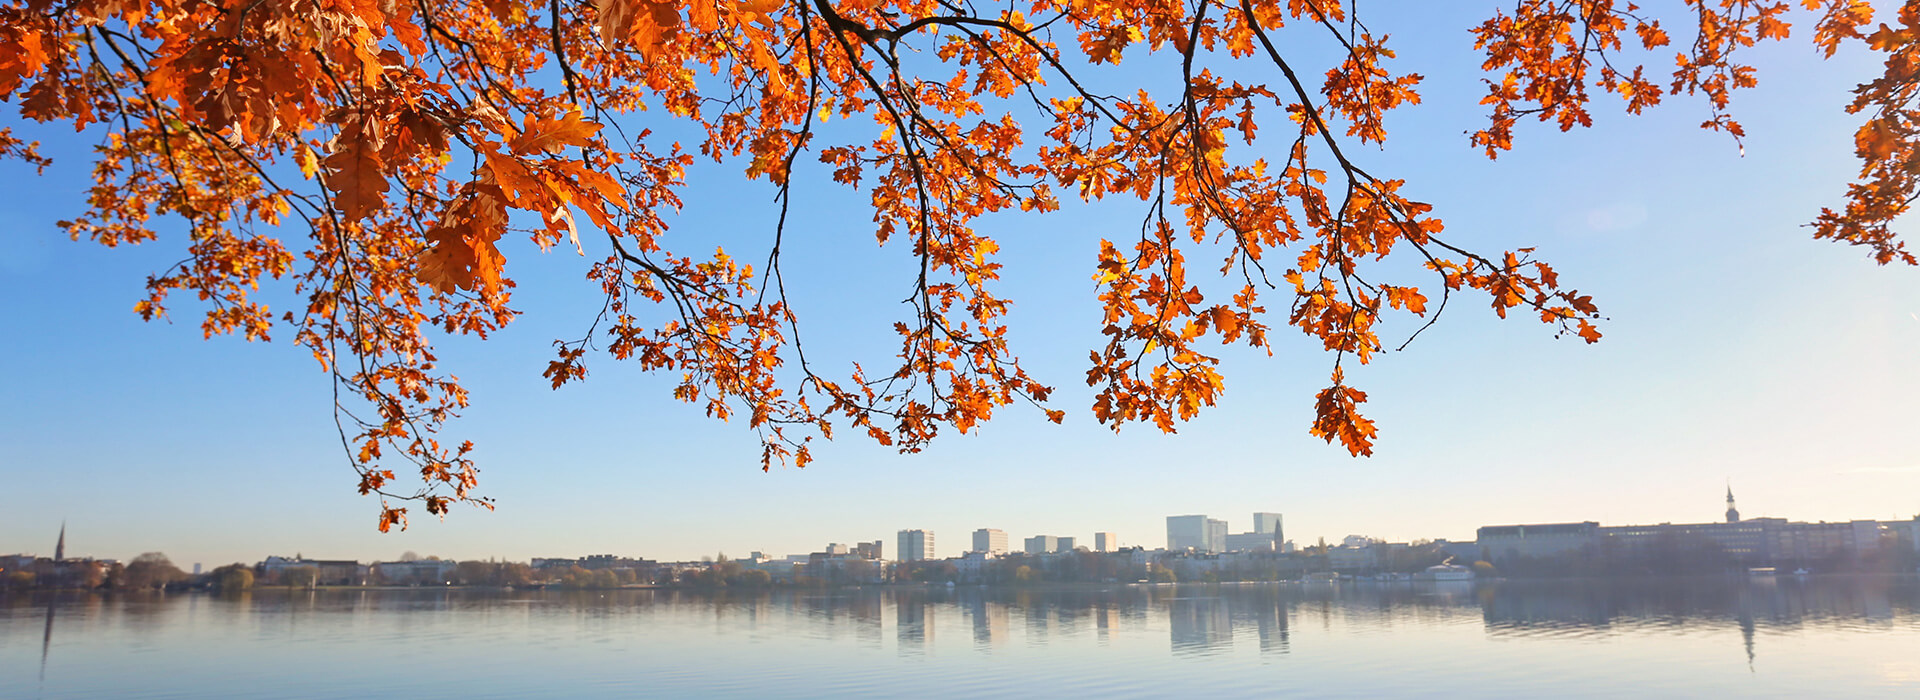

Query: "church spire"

xmin=1725 ymin=483 xmax=1740 ymax=523
xmin=54 ymin=521 xmax=65 ymax=561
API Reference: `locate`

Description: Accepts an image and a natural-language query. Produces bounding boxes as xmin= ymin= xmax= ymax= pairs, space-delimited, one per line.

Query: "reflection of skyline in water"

xmin=40 ymin=596 xmax=53 ymax=682
xmin=897 ymin=597 xmax=932 ymax=653
xmin=8 ymin=577 xmax=1920 ymax=697
xmin=1477 ymin=577 xmax=1918 ymax=633
xmin=1169 ymin=595 xmax=1231 ymax=655
xmin=968 ymin=597 xmax=1009 ymax=649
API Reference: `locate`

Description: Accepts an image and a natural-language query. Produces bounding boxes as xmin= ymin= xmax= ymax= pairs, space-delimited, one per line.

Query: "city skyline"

xmin=15 ymin=487 xmax=1918 ymax=568
xmin=3 ymin=4 xmax=1918 ymax=567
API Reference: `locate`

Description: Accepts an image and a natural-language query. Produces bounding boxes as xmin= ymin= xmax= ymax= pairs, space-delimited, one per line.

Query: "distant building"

xmin=1168 ymin=515 xmax=1209 ymax=552
xmin=1476 ymin=522 xmax=1602 ymax=561
xmin=1024 ymin=535 xmax=1059 ymax=555
xmin=1477 ymin=490 xmax=1896 ymax=567
xmin=1207 ymin=519 xmax=1228 ymax=553
xmin=955 ymin=551 xmax=993 ymax=583
xmin=1058 ymin=537 xmax=1077 ymax=552
xmin=260 ymin=556 xmax=366 ymax=585
xmin=1435 ymin=539 xmax=1481 ymax=563
xmin=1 ymin=554 xmax=36 ymax=571
xmin=1888 ymin=517 xmax=1920 ymax=553
xmin=972 ymin=529 xmax=1008 ymax=555
xmin=898 ymin=530 xmax=935 ymax=561
xmin=1223 ymin=531 xmax=1277 ymax=552
xmin=579 ymin=554 xmax=623 ymax=569
xmin=854 ymin=541 xmax=885 ymax=560
xmin=1329 ymin=545 xmax=1378 ymax=572
xmin=1093 ymin=532 xmax=1119 ymax=552
xmin=372 ymin=559 xmax=454 ymax=584
xmin=803 ymin=552 xmax=884 ymax=584
xmin=1253 ymin=513 xmax=1284 ymax=539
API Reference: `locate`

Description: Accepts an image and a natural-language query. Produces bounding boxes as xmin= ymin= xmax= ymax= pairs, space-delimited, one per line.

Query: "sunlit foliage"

xmin=0 ymin=0 xmax=1909 ymax=529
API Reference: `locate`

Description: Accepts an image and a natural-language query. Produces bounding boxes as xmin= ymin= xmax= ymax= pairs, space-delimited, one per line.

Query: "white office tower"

xmin=972 ymin=528 xmax=1008 ymax=555
xmin=1024 ymin=535 xmax=1059 ymax=555
xmin=898 ymin=529 xmax=935 ymax=561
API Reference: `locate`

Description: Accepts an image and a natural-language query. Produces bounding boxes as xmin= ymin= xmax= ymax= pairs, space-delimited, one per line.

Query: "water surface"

xmin=6 ymin=576 xmax=1920 ymax=698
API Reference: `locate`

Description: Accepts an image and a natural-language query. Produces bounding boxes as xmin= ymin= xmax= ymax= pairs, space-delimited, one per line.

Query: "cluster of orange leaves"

xmin=0 ymin=0 xmax=1910 ymax=529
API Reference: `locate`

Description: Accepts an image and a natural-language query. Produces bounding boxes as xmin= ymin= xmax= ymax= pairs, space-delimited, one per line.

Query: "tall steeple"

xmin=54 ymin=521 xmax=65 ymax=561
xmin=1725 ymin=484 xmax=1740 ymax=523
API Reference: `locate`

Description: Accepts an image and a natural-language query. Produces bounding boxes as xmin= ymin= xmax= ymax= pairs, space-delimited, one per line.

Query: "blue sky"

xmin=3 ymin=4 xmax=1917 ymax=568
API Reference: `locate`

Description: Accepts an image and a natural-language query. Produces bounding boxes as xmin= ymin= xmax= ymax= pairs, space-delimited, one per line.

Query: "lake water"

xmin=6 ymin=576 xmax=1920 ymax=698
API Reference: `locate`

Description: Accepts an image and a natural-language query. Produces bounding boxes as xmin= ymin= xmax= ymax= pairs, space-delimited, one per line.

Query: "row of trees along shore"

xmin=3 ymin=553 xmax=190 ymax=591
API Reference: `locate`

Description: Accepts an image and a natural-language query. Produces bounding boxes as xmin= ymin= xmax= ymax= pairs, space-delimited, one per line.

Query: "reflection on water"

xmin=7 ymin=577 xmax=1920 ymax=698
xmin=39 ymin=597 xmax=53 ymax=681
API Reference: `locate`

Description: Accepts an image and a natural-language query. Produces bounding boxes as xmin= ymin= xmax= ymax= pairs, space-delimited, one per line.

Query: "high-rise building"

xmin=898 ymin=530 xmax=935 ymax=561
xmin=972 ymin=528 xmax=1008 ymax=555
xmin=1094 ymin=532 xmax=1119 ymax=552
xmin=1207 ymin=518 xmax=1228 ymax=553
xmin=1167 ymin=515 xmax=1209 ymax=551
xmin=1254 ymin=513 xmax=1284 ymax=538
xmin=1024 ymin=535 xmax=1059 ymax=555
xmin=1058 ymin=537 xmax=1077 ymax=552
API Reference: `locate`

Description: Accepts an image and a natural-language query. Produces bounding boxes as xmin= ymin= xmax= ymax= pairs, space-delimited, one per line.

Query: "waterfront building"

xmin=1223 ymin=532 xmax=1277 ymax=552
xmin=1093 ymin=532 xmax=1119 ymax=552
xmin=1024 ymin=535 xmax=1059 ymax=555
xmin=0 ymin=554 xmax=35 ymax=571
xmin=1058 ymin=537 xmax=1077 ymax=552
xmin=370 ymin=559 xmax=453 ymax=584
xmin=1329 ymin=545 xmax=1378 ymax=572
xmin=1476 ymin=490 xmax=1897 ymax=568
xmin=260 ymin=556 xmax=367 ymax=585
xmin=804 ymin=553 xmax=884 ymax=583
xmin=1888 ymin=517 xmax=1920 ymax=553
xmin=1435 ymin=539 xmax=1480 ymax=563
xmin=955 ymin=551 xmax=993 ymax=583
xmin=1207 ymin=519 xmax=1228 ymax=553
xmin=1476 ymin=522 xmax=1603 ymax=561
xmin=579 ymin=554 xmax=621 ymax=569
xmin=854 ymin=541 xmax=885 ymax=560
xmin=972 ymin=528 xmax=1008 ymax=555
xmin=1603 ymin=520 xmax=1771 ymax=563
xmin=898 ymin=530 xmax=934 ymax=561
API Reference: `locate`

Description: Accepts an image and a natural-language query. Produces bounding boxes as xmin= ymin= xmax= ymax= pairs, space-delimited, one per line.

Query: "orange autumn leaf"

xmin=512 ymin=110 xmax=603 ymax=156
